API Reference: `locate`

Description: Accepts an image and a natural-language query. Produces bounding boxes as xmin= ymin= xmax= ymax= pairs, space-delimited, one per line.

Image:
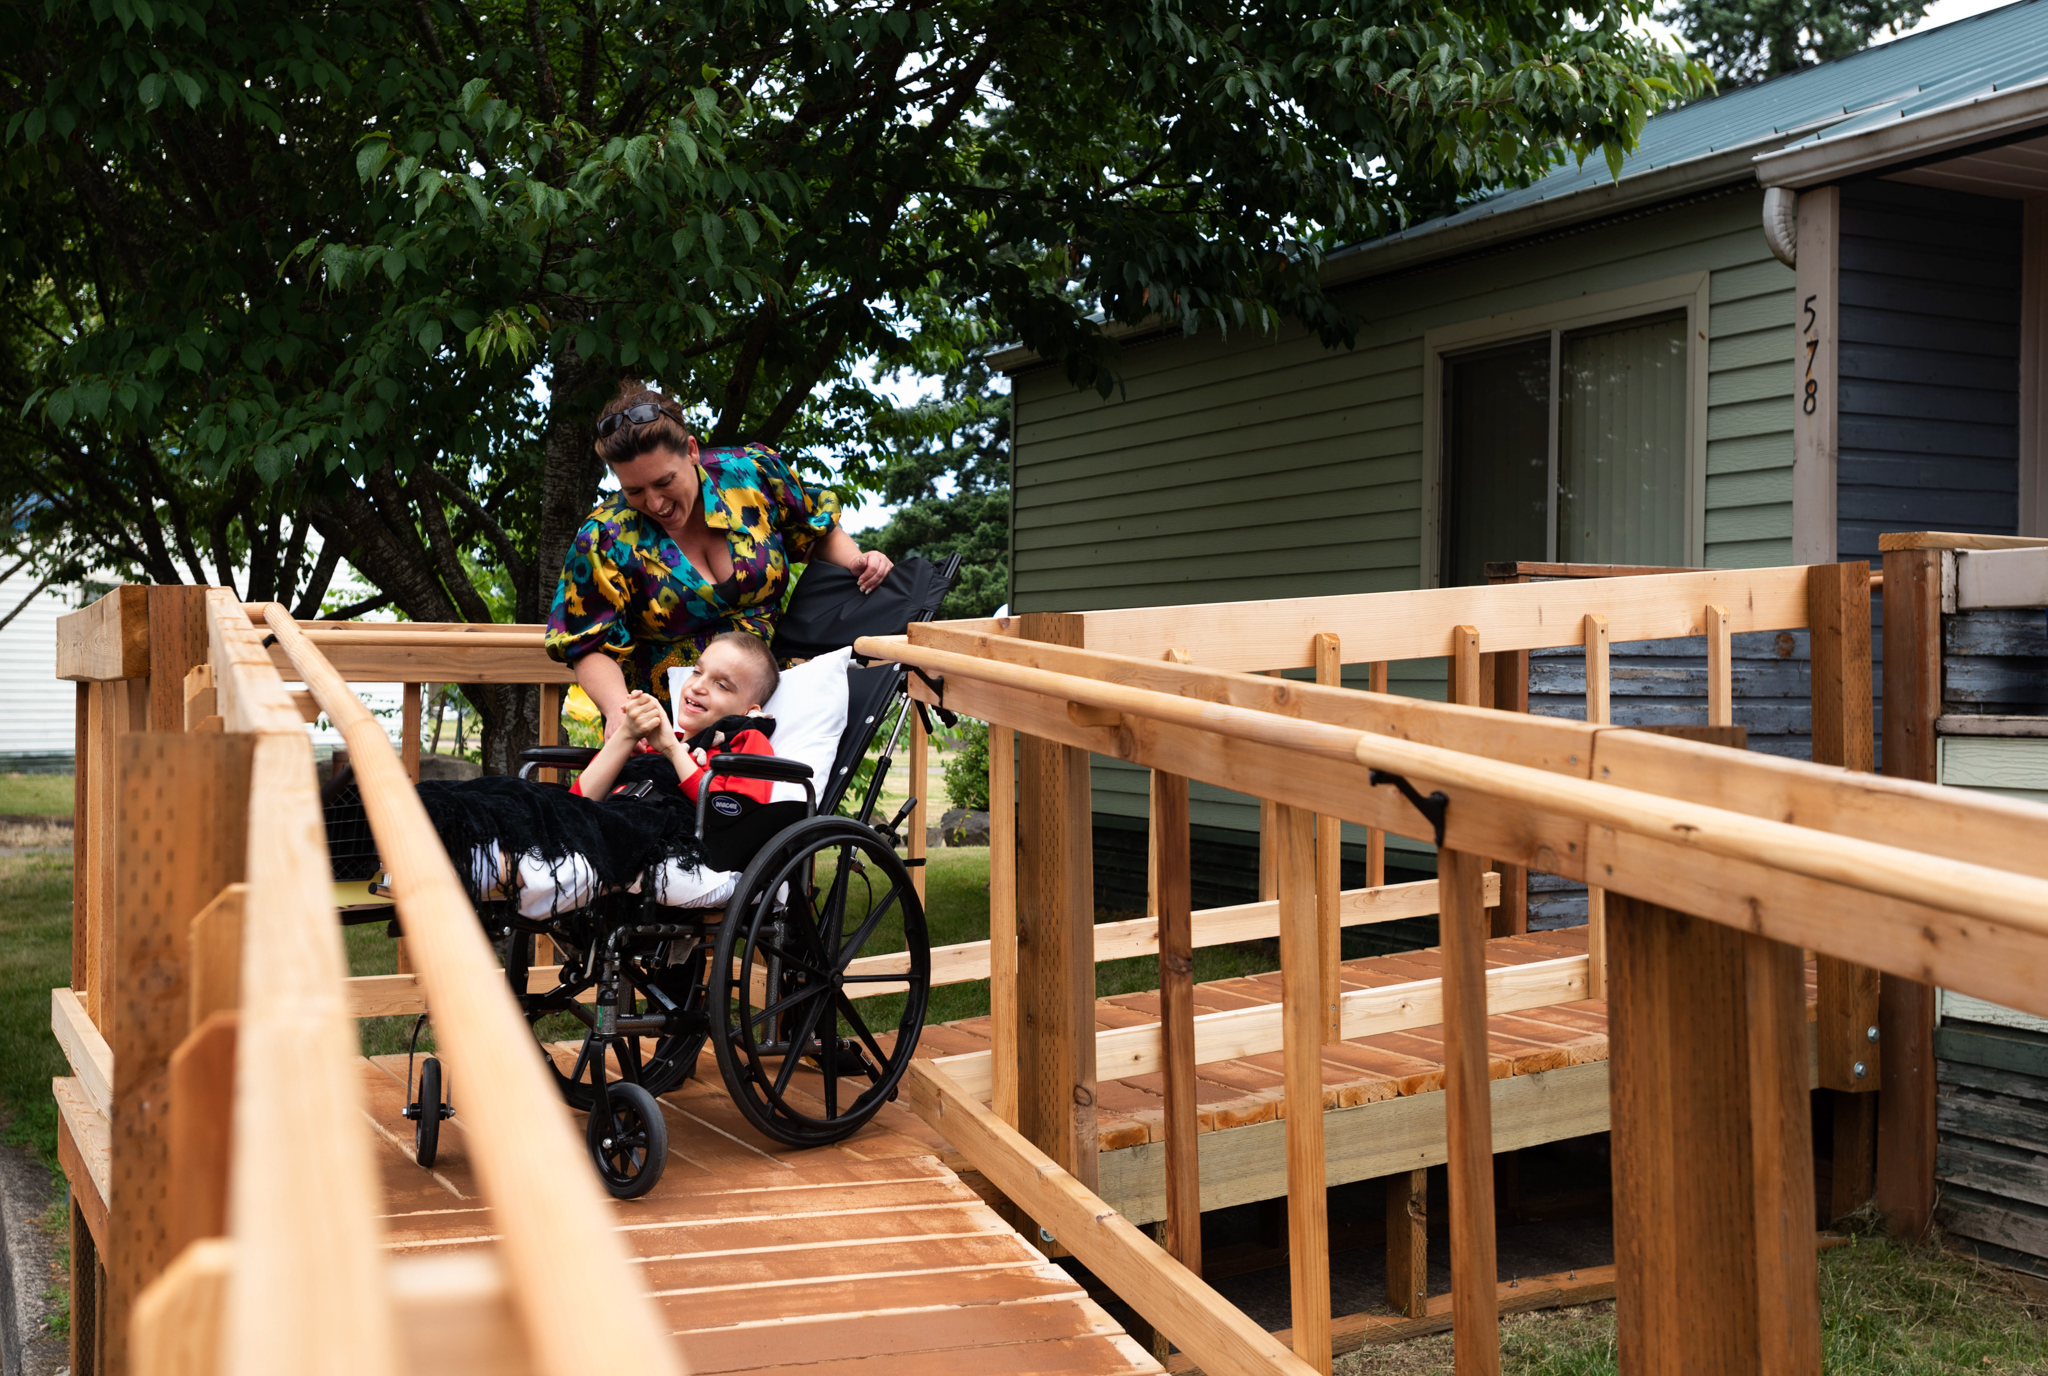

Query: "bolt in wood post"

xmin=1152 ymin=769 xmax=1201 ymax=1277
xmin=1274 ymin=803 xmax=1330 ymax=1373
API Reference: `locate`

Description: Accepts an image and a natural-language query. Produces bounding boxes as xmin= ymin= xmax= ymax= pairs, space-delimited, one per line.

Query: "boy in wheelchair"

xmin=570 ymin=630 xmax=781 ymax=808
xmin=360 ymin=555 xmax=959 ymax=1199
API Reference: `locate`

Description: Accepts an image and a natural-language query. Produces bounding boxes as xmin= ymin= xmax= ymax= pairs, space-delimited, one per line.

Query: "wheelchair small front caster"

xmin=587 ymin=1082 xmax=667 ymax=1200
xmin=404 ymin=1056 xmax=453 ymax=1168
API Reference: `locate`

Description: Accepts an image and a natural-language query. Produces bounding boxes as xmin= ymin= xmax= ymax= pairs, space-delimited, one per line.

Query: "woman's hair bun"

xmin=594 ymin=380 xmax=694 ymax=465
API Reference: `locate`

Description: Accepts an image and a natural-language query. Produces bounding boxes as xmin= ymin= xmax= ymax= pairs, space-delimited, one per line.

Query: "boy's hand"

xmin=618 ymin=691 xmax=673 ymax=740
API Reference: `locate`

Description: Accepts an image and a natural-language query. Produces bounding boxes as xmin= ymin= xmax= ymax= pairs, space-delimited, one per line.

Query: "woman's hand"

xmin=848 ymin=547 xmax=893 ymax=592
xmin=813 ymin=526 xmax=893 ymax=592
xmin=618 ymin=691 xmax=670 ymax=739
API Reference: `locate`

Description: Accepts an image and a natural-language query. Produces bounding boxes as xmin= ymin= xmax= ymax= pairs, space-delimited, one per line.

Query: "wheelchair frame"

xmin=420 ymin=555 xmax=964 ymax=1197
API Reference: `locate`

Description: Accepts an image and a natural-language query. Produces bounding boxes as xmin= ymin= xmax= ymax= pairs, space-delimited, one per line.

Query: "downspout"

xmin=1763 ymin=186 xmax=1799 ymax=268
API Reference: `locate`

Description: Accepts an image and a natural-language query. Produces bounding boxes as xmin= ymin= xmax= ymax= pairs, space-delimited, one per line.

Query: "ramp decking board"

xmin=361 ymin=1051 xmax=1160 ymax=1374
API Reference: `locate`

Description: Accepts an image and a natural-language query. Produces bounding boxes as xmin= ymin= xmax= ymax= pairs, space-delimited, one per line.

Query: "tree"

xmin=853 ymin=354 xmax=1010 ymax=619
xmin=0 ymin=0 xmax=1705 ymax=768
xmin=1655 ymin=0 xmax=1928 ymax=86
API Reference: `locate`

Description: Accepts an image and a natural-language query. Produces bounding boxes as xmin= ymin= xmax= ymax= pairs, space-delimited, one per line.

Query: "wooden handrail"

xmin=201 ymin=591 xmax=399 ymax=1376
xmin=261 ymin=607 xmax=686 ymax=1376
xmin=860 ymin=635 xmax=2048 ymax=951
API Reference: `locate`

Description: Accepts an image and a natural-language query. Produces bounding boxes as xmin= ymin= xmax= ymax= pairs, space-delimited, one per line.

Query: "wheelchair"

xmin=342 ymin=555 xmax=961 ymax=1200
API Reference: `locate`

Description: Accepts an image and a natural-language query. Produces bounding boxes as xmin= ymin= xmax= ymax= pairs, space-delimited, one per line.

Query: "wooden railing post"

xmin=1386 ymin=1169 xmax=1428 ymax=1318
xmin=989 ymin=723 xmax=1019 ymax=1127
xmin=1877 ymin=547 xmax=1944 ymax=1241
xmin=909 ymin=699 xmax=929 ymax=902
xmin=1274 ymin=803 xmax=1330 ymax=1373
xmin=1365 ymin=661 xmax=1388 ymax=887
xmin=1607 ymin=890 xmax=1820 ymax=1375
xmin=1807 ymin=562 xmax=1881 ymax=1221
xmin=1705 ymin=602 xmax=1733 ymax=727
xmin=105 ymin=732 xmax=252 ymax=1376
xmin=1151 ymin=770 xmax=1200 ymax=1276
xmin=1312 ymin=634 xmax=1344 ymax=1041
xmin=1014 ymin=613 xmax=1098 ymax=1194
xmin=1583 ymin=614 xmax=1611 ymax=1001
xmin=1439 ymin=847 xmax=1501 ymax=1376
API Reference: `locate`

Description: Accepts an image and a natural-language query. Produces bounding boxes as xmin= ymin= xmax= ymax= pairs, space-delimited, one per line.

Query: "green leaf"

xmin=417 ymin=319 xmax=443 ymax=353
xmin=172 ymin=70 xmax=202 ymax=109
xmin=355 ymin=141 xmax=393 ymax=181
xmin=46 ymin=391 xmax=73 ymax=427
xmin=253 ymin=443 xmax=282 ymax=483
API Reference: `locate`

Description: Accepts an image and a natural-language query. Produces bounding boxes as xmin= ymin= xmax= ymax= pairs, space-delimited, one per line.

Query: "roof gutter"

xmin=1753 ymin=73 xmax=2048 ymax=188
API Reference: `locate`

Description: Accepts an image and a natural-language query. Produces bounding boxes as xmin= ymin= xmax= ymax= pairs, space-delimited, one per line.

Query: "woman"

xmin=546 ymin=382 xmax=892 ymax=729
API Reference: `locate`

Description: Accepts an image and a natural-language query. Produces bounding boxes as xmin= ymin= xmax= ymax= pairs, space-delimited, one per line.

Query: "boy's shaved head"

xmin=705 ymin=630 xmax=779 ymax=706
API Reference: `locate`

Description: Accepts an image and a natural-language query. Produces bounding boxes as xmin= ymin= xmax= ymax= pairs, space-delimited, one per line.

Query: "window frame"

xmin=1420 ymin=272 xmax=1711 ymax=587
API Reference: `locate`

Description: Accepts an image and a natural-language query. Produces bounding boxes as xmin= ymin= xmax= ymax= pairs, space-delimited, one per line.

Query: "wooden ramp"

xmin=359 ymin=1054 xmax=1161 ymax=1375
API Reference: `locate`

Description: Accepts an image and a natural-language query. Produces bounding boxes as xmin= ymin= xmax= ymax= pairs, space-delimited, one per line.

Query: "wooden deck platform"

xmin=359 ymin=1054 xmax=1161 ymax=1375
xmin=903 ymin=928 xmax=1819 ymax=1223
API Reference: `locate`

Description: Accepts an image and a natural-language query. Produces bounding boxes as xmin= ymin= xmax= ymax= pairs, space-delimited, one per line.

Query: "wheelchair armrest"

xmin=702 ymin=754 xmax=814 ymax=784
xmin=518 ymin=745 xmax=600 ymax=781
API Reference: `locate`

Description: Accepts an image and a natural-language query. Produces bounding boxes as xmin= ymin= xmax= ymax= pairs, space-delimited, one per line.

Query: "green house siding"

xmin=1009 ymin=188 xmax=1794 ymax=855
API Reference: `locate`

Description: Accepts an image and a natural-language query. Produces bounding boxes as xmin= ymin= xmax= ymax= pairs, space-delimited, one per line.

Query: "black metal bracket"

xmin=260 ymin=632 xmax=278 ymax=648
xmin=909 ymin=668 xmax=957 ymax=726
xmin=1369 ymin=769 xmax=1449 ymax=849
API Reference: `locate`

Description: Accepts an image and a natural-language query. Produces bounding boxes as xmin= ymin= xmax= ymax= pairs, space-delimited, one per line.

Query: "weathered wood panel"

xmin=1935 ymin=1018 xmax=2048 ymax=1273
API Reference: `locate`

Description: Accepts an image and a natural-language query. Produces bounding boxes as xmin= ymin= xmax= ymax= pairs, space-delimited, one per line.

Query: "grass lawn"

xmin=0 ymin=773 xmax=74 ymax=816
xmin=1338 ymin=1232 xmax=2048 ymax=1375
xmin=0 ymin=850 xmax=73 ymax=1175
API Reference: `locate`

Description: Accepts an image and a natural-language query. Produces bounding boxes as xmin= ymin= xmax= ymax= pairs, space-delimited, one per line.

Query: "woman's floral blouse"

xmin=546 ymin=443 xmax=840 ymax=696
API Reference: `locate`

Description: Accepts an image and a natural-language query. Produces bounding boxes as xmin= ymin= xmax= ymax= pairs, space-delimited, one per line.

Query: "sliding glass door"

xmin=1441 ymin=309 xmax=1689 ymax=585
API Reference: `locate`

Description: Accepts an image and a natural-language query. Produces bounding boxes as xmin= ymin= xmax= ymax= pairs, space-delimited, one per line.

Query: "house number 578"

xmin=1802 ymin=293 xmax=1819 ymax=416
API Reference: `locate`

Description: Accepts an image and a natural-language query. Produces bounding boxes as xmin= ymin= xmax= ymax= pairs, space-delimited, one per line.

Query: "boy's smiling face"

xmin=676 ymin=640 xmax=765 ymax=727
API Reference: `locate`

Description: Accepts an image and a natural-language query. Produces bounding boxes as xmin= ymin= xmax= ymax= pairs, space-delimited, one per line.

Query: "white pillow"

xmin=670 ymin=646 xmax=851 ymax=805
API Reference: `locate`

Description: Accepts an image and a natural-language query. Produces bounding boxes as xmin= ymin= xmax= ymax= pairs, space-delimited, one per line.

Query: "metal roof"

xmin=1352 ymin=0 xmax=2048 ymax=253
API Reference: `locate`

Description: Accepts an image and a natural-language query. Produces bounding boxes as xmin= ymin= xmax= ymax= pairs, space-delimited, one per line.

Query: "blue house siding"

xmin=1838 ymin=181 xmax=2022 ymax=562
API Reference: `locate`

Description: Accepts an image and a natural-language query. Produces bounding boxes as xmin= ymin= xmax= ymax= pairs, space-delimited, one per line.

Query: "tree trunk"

xmin=535 ymin=343 xmax=612 ymax=624
xmin=478 ymin=683 xmax=538 ymax=777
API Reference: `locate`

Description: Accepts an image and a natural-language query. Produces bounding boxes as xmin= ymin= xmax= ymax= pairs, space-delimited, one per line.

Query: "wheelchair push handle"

xmin=518 ymin=745 xmax=600 ymax=780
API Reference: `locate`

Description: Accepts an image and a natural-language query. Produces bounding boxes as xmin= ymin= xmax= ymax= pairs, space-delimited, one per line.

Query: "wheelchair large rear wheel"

xmin=508 ymin=927 xmax=708 ymax=1111
xmin=710 ymin=816 xmax=930 ymax=1148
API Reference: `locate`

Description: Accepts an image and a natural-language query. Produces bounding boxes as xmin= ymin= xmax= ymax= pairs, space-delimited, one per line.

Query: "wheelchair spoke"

xmin=748 ymin=979 xmax=830 ymax=1038
xmin=832 ymin=882 xmax=905 ymax=976
xmin=813 ymin=844 xmax=857 ymax=966
xmin=831 ymin=990 xmax=892 ymax=1083
xmin=771 ymin=985 xmax=835 ymax=1098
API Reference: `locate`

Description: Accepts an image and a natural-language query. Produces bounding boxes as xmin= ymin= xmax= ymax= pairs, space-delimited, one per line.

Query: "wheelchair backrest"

xmin=819 ymin=663 xmax=906 ymax=817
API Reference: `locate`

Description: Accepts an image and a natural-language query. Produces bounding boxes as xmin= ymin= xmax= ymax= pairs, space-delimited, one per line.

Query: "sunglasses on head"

xmin=596 ymin=401 xmax=680 ymax=439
